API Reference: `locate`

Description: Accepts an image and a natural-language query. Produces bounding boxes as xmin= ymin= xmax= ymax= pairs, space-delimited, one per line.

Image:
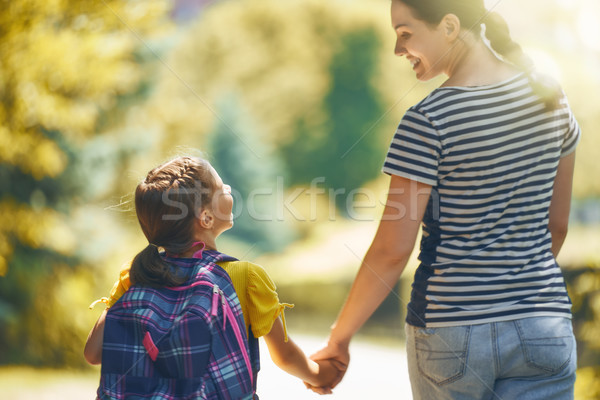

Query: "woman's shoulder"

xmin=408 ymin=72 xmax=531 ymax=118
xmin=407 ymin=88 xmax=461 ymax=115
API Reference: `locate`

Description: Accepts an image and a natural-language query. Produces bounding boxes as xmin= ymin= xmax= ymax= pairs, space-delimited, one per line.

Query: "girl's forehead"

xmin=208 ymin=164 xmax=223 ymax=185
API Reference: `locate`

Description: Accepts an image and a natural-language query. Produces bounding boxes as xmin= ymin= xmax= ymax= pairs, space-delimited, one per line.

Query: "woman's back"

xmin=384 ymin=73 xmax=580 ymax=327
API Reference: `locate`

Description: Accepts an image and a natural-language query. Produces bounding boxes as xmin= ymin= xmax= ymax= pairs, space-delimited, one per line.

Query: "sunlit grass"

xmin=0 ymin=365 xmax=99 ymax=400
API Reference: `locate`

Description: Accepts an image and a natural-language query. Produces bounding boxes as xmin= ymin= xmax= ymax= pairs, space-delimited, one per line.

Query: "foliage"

xmin=281 ymin=27 xmax=386 ymax=210
xmin=564 ymin=265 xmax=600 ymax=364
xmin=575 ymin=366 xmax=600 ymax=400
xmin=0 ymin=0 xmax=171 ymax=366
xmin=208 ymin=95 xmax=293 ymax=251
xmin=563 ymin=264 xmax=600 ymax=398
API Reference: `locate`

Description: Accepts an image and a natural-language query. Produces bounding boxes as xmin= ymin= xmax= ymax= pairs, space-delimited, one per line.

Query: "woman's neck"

xmin=442 ymin=36 xmax=519 ymax=87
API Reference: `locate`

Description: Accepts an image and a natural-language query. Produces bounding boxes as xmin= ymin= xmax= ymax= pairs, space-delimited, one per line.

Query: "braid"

xmin=146 ymin=157 xmax=190 ymax=187
xmin=483 ymin=11 xmax=560 ymax=110
xmin=483 ymin=12 xmax=533 ymax=72
xmin=171 ymin=157 xmax=195 ymax=187
xmin=143 ymin=157 xmax=213 ymax=204
xmin=132 ymin=156 xmax=217 ymax=287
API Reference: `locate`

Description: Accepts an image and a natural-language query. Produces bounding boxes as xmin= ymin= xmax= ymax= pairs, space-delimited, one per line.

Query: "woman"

xmin=311 ymin=1 xmax=580 ymax=399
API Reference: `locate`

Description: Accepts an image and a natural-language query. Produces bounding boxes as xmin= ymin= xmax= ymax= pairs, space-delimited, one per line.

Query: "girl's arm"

xmin=311 ymin=175 xmax=431 ymax=386
xmin=548 ymin=152 xmax=576 ymax=258
xmin=84 ymin=263 xmax=132 ymax=365
xmin=84 ymin=308 xmax=107 ymax=365
xmin=263 ymin=317 xmax=340 ymax=389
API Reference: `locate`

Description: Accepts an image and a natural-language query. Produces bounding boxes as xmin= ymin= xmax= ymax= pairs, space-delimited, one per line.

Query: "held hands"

xmin=303 ymin=339 xmax=350 ymax=395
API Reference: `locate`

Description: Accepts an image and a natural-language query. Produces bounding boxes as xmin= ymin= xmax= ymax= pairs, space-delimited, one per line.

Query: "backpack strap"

xmin=213 ymin=284 xmax=253 ymax=384
xmin=164 ymin=279 xmax=254 ymax=389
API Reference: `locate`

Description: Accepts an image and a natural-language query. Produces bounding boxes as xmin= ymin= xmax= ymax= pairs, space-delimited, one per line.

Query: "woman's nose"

xmin=395 ymin=41 xmax=407 ymax=56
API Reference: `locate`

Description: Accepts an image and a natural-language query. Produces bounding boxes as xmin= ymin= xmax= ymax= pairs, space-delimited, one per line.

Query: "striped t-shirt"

xmin=383 ymin=74 xmax=580 ymax=328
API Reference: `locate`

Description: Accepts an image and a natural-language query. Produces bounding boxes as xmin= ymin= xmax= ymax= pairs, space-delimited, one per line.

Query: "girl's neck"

xmin=442 ymin=36 xmax=519 ymax=88
xmin=180 ymin=237 xmax=218 ymax=258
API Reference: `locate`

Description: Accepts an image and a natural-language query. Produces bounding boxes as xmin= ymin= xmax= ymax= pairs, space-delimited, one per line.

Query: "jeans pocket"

xmin=516 ymin=317 xmax=575 ymax=374
xmin=414 ymin=326 xmax=470 ymax=386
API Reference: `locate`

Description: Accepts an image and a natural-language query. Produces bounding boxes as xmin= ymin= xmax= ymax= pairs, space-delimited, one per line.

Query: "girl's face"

xmin=208 ymin=166 xmax=234 ymax=233
xmin=391 ymin=1 xmax=450 ymax=81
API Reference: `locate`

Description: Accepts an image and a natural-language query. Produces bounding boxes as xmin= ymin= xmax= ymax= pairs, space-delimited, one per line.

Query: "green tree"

xmin=281 ymin=27 xmax=386 ymax=211
xmin=0 ymin=0 xmax=171 ymax=367
xmin=208 ymin=95 xmax=293 ymax=251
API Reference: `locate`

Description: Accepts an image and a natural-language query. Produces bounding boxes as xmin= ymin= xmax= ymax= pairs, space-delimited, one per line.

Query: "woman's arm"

xmin=548 ymin=152 xmax=576 ymax=258
xmin=84 ymin=309 xmax=107 ymax=365
xmin=311 ymin=175 xmax=432 ymax=386
xmin=263 ymin=317 xmax=340 ymax=390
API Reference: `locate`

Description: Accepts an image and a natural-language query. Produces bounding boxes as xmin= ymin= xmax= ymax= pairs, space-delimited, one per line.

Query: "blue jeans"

xmin=405 ymin=317 xmax=577 ymax=400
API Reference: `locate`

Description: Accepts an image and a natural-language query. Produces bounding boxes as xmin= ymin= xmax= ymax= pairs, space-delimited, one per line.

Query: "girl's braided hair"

xmin=130 ymin=156 xmax=216 ymax=287
xmin=395 ymin=0 xmax=561 ymax=110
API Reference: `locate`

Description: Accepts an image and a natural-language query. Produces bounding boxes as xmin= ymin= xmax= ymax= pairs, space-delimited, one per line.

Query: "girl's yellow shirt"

xmin=91 ymin=260 xmax=293 ymax=341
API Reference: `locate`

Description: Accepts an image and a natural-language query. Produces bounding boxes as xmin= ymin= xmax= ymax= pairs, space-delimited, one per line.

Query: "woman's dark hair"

xmin=395 ymin=0 xmax=561 ymax=109
xmin=130 ymin=156 xmax=216 ymax=287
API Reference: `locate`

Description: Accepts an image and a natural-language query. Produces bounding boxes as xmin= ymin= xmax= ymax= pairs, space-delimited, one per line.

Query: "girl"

xmin=312 ymin=1 xmax=580 ymax=399
xmin=86 ymin=156 xmax=338 ymax=398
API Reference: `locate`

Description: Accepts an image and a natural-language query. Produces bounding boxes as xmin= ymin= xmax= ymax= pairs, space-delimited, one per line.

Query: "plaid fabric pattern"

xmin=98 ymin=251 xmax=254 ymax=400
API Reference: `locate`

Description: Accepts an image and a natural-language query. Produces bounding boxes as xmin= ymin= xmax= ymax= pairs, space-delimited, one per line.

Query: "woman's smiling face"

xmin=391 ymin=1 xmax=450 ymax=81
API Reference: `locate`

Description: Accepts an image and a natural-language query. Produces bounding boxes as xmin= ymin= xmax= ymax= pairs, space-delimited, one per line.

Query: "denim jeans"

xmin=405 ymin=317 xmax=577 ymax=400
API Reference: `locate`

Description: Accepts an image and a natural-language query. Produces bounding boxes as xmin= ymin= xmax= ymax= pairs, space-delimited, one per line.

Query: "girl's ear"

xmin=198 ymin=209 xmax=214 ymax=229
xmin=441 ymin=13 xmax=461 ymax=41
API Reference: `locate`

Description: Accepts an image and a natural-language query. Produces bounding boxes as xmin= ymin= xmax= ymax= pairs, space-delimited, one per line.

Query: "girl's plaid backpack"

xmin=97 ymin=250 xmax=254 ymax=400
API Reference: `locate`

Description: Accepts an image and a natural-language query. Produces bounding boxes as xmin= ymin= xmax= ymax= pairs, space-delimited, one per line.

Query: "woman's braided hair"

xmin=396 ymin=0 xmax=561 ymax=110
xmin=130 ymin=156 xmax=216 ymax=287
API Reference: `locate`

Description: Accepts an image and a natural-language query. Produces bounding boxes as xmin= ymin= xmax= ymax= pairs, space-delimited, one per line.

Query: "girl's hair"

xmin=395 ymin=0 xmax=561 ymax=109
xmin=130 ymin=156 xmax=216 ymax=287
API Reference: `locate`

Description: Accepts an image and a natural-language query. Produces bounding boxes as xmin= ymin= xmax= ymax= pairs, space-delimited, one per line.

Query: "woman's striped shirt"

xmin=383 ymin=74 xmax=580 ymax=328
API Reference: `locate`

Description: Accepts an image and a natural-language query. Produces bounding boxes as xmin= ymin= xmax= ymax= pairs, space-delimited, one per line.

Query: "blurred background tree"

xmin=208 ymin=94 xmax=293 ymax=251
xmin=281 ymin=27 xmax=386 ymax=211
xmin=0 ymin=0 xmax=172 ymax=366
xmin=564 ymin=264 xmax=600 ymax=400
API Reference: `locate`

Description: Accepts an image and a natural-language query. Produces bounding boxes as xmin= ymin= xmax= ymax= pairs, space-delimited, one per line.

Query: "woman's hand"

xmin=303 ymin=339 xmax=350 ymax=393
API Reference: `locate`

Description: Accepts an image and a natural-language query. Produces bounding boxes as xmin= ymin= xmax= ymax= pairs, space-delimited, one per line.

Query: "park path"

xmin=2 ymin=335 xmax=412 ymax=400
xmin=257 ymin=335 xmax=412 ymax=400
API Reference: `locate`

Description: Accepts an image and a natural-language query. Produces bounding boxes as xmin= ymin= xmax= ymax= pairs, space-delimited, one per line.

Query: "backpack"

xmin=97 ymin=250 xmax=254 ymax=400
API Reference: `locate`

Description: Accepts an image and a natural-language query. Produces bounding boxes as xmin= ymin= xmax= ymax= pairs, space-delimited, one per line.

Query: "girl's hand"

xmin=306 ymin=358 xmax=346 ymax=394
xmin=303 ymin=357 xmax=348 ymax=395
xmin=84 ymin=308 xmax=107 ymax=365
xmin=304 ymin=339 xmax=350 ymax=392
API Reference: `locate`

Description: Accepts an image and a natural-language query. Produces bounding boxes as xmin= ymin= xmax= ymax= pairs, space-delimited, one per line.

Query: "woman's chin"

xmin=415 ymin=71 xmax=435 ymax=82
xmin=413 ymin=66 xmax=440 ymax=82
